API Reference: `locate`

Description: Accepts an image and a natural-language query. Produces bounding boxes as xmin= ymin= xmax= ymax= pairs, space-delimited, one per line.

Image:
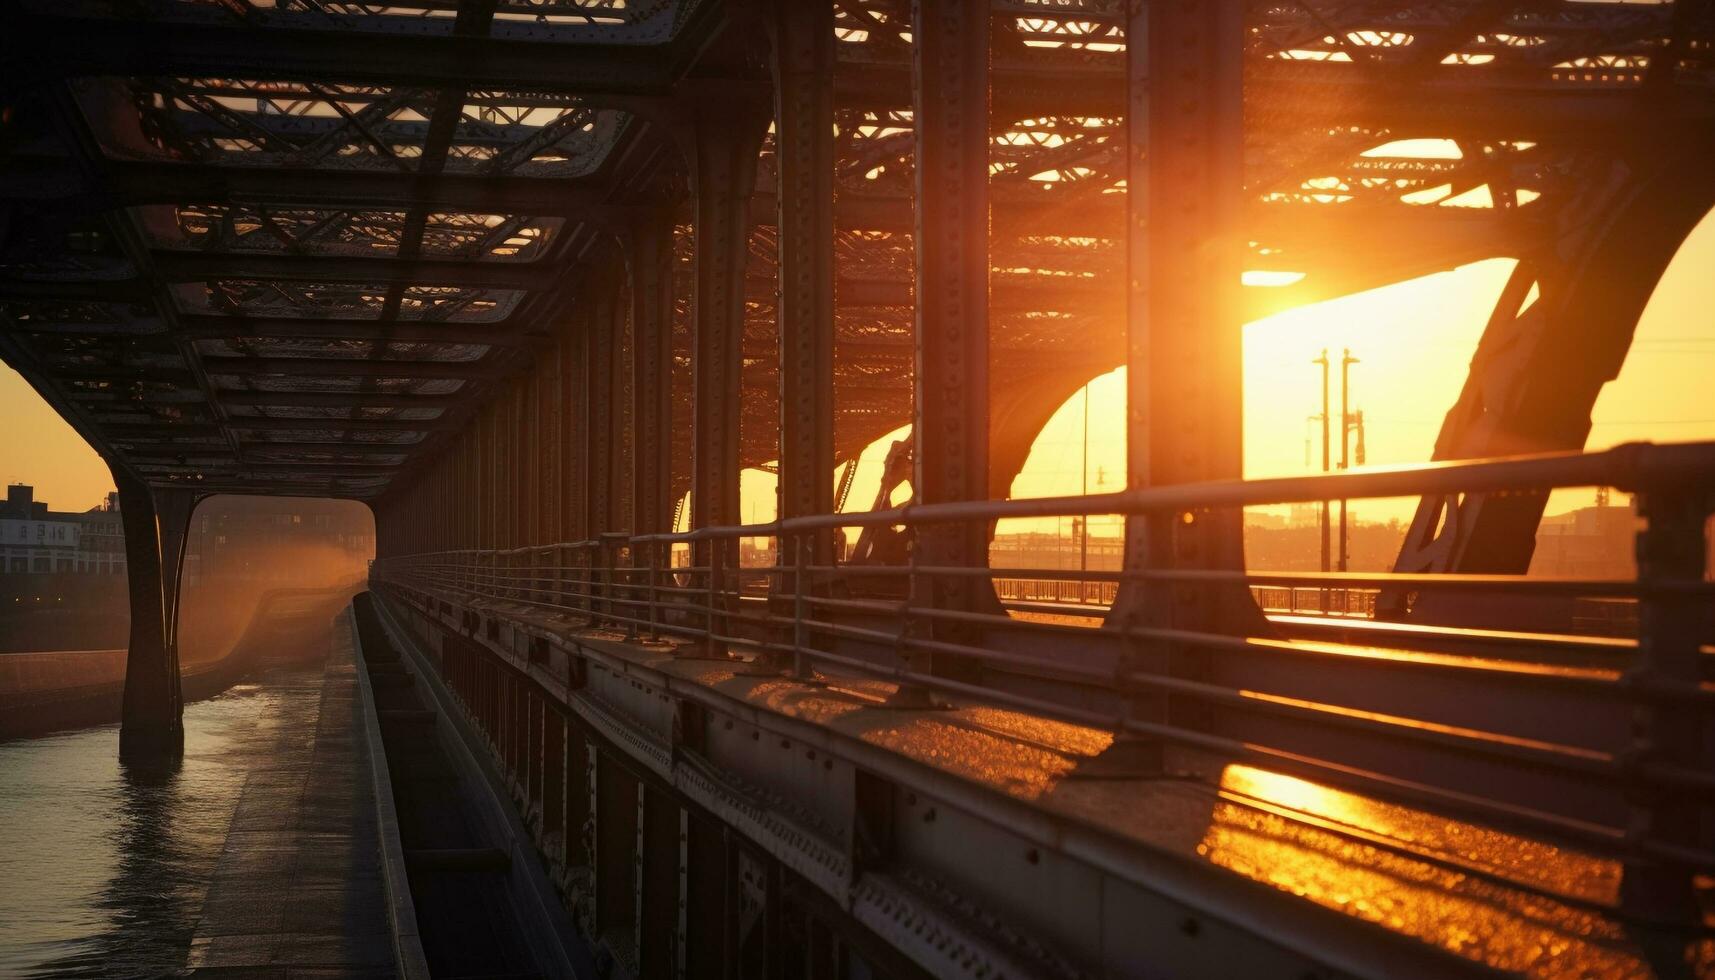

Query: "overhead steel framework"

xmin=7 ymin=0 xmax=1711 ymax=506
xmin=4 ymin=0 xmax=1715 ymax=971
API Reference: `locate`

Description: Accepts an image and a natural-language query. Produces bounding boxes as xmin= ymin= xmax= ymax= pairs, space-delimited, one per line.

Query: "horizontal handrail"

xmin=371 ymin=439 xmax=1715 ymax=927
xmin=388 ymin=440 xmax=1715 ymax=555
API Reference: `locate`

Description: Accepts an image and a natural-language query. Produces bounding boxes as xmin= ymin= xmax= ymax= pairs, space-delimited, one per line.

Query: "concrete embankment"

xmin=0 ymin=585 xmax=360 ymax=740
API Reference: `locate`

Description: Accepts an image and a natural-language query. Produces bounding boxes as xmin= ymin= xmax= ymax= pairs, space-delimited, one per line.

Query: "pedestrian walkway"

xmin=184 ymin=614 xmax=395 ymax=977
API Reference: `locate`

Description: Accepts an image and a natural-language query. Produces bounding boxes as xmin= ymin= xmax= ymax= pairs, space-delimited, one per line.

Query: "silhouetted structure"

xmin=3 ymin=2 xmax=1714 ymax=976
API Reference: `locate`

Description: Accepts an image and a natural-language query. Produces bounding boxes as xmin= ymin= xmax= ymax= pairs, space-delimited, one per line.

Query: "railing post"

xmin=644 ymin=540 xmax=662 ymax=642
xmin=791 ymin=532 xmax=814 ymax=681
xmin=581 ymin=544 xmax=595 ymax=626
xmin=1619 ymin=487 xmax=1712 ymax=927
xmin=704 ymin=537 xmax=727 ymax=658
xmin=557 ymin=543 xmax=571 ymax=614
xmin=592 ymin=539 xmax=609 ymax=629
xmin=887 ymin=525 xmax=940 ymax=708
xmin=621 ymin=541 xmax=640 ymax=641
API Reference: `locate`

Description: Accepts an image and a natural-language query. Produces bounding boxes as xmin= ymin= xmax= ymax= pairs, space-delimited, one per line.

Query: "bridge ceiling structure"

xmin=2 ymin=0 xmax=1713 ymax=502
xmin=0 ymin=0 xmax=719 ymax=499
xmin=9 ymin=2 xmax=1715 ymax=971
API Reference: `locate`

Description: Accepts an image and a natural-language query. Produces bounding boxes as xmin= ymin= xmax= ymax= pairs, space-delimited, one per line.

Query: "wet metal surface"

xmin=594 ymin=629 xmax=1715 ymax=978
xmin=0 ymin=630 xmax=391 ymax=978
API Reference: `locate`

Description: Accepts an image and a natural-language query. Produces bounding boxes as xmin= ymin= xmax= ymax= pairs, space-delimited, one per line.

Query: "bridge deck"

xmin=181 ymin=624 xmax=394 ymax=977
xmin=465 ymin=592 xmax=1712 ymax=978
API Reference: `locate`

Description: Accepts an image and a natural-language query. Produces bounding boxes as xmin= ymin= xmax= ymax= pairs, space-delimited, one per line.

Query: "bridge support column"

xmin=764 ymin=0 xmax=836 ymax=676
xmin=772 ymin=0 xmax=836 ymax=543
xmin=583 ymin=260 xmax=623 ymax=625
xmin=904 ymin=0 xmax=991 ymax=698
xmin=628 ymin=210 xmax=675 ymax=543
xmin=1387 ymin=157 xmax=1715 ymax=619
xmin=686 ymin=90 xmax=769 ymax=657
xmin=113 ymin=467 xmax=194 ymax=758
xmin=157 ymin=487 xmax=197 ymax=686
xmin=1107 ymin=0 xmax=1255 ymax=773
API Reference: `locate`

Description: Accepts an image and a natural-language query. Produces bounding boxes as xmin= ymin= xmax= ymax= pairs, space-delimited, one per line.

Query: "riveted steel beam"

xmin=834 ymin=60 xmax=1715 ymax=140
xmin=585 ymin=270 xmax=618 ymax=539
xmin=198 ymin=355 xmax=507 ymax=380
xmin=771 ymin=0 xmax=837 ymax=545
xmin=214 ymin=389 xmax=461 ymax=409
xmin=1106 ymin=0 xmax=1258 ymax=773
xmin=175 ymin=315 xmax=533 ymax=347
xmin=13 ymin=12 xmax=685 ymax=98
xmin=627 ymin=211 xmax=674 ymax=539
xmin=911 ymin=0 xmax=991 ymax=577
xmin=1389 ymin=154 xmax=1715 ymax=589
xmin=221 ymin=415 xmax=457 ymax=432
xmin=688 ymin=97 xmax=770 ymax=532
xmin=2 ymin=161 xmax=630 ymax=218
xmin=151 ymin=251 xmax=557 ymax=291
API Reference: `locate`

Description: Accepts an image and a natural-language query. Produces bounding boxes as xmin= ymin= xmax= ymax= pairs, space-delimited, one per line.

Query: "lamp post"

xmin=1312 ymin=349 xmax=1330 ymax=579
xmin=1339 ymin=348 xmax=1360 ymax=576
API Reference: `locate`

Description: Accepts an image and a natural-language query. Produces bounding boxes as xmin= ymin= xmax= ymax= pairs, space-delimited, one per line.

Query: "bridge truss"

xmin=4 ymin=1 xmax=1715 ymax=976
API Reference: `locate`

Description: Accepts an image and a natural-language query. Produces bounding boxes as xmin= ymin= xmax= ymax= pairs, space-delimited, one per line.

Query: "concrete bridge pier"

xmin=113 ymin=465 xmax=199 ymax=758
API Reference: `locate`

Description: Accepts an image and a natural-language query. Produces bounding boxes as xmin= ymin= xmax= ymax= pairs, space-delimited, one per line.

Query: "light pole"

xmin=1312 ymin=349 xmax=1330 ymax=578
xmin=1080 ymin=383 xmax=1090 ymax=595
xmin=1339 ymin=348 xmax=1359 ymax=575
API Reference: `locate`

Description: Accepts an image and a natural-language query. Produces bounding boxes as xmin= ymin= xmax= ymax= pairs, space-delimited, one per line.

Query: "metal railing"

xmin=372 ymin=441 xmax=1715 ymax=929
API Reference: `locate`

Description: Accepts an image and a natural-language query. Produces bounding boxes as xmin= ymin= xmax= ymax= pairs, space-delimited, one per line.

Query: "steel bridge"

xmin=4 ymin=1 xmax=1715 ymax=976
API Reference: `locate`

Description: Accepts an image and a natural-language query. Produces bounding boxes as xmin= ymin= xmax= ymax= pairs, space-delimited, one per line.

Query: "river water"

xmin=0 ymin=677 xmax=303 ymax=977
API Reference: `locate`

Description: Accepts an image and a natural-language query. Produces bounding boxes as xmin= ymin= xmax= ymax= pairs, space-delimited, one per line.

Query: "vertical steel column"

xmin=511 ymin=389 xmax=524 ymax=554
xmin=689 ymin=97 xmax=768 ymax=532
xmin=528 ymin=689 xmax=544 ymax=811
xmin=687 ymin=92 xmax=768 ymax=655
xmin=586 ymin=271 xmax=619 ymax=621
xmin=1387 ymin=159 xmax=1714 ymax=590
xmin=465 ymin=431 xmax=477 ymax=551
xmin=155 ymin=487 xmax=198 ymax=706
xmin=564 ymin=325 xmax=589 ymax=544
xmin=506 ymin=388 xmax=522 ymax=594
xmin=594 ymin=750 xmax=639 ymax=965
xmin=521 ymin=370 xmax=540 ymax=603
xmin=906 ymin=0 xmax=991 ymax=691
xmin=772 ymin=0 xmax=837 ymax=540
xmin=1108 ymin=0 xmax=1253 ymax=771
xmin=637 ymin=787 xmax=681 ymax=979
xmin=912 ymin=0 xmax=990 ymax=554
xmin=478 ymin=405 xmax=493 ymax=552
xmin=542 ymin=707 xmax=565 ymax=862
xmin=628 ymin=211 xmax=676 ymax=541
xmin=113 ymin=466 xmax=181 ymax=756
xmin=543 ymin=342 xmax=564 ymax=547
xmin=1126 ymin=0 xmax=1247 ymax=551
xmin=524 ymin=369 xmax=539 ymax=547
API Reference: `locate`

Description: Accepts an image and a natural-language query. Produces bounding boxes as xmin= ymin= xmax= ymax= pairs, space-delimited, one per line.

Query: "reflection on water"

xmin=0 ymin=682 xmax=277 ymax=978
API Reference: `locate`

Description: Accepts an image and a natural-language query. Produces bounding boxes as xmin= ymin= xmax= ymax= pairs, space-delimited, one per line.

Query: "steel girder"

xmin=687 ymin=97 xmax=769 ymax=531
xmin=4 ymin=0 xmax=1714 ymax=539
xmin=1389 ymin=150 xmax=1715 ymax=596
xmin=626 ymin=213 xmax=676 ymax=539
xmin=9 ymin=12 xmax=690 ymax=98
xmin=771 ymin=0 xmax=838 ymax=546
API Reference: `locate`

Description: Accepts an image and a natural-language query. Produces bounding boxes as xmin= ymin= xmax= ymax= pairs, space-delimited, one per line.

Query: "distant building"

xmin=1528 ymin=501 xmax=1640 ymax=579
xmin=76 ymin=493 xmax=125 ymax=575
xmin=1 ymin=485 xmax=128 ymax=577
xmin=2 ymin=484 xmax=79 ymax=575
xmin=4 ymin=485 xmax=374 ymax=585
